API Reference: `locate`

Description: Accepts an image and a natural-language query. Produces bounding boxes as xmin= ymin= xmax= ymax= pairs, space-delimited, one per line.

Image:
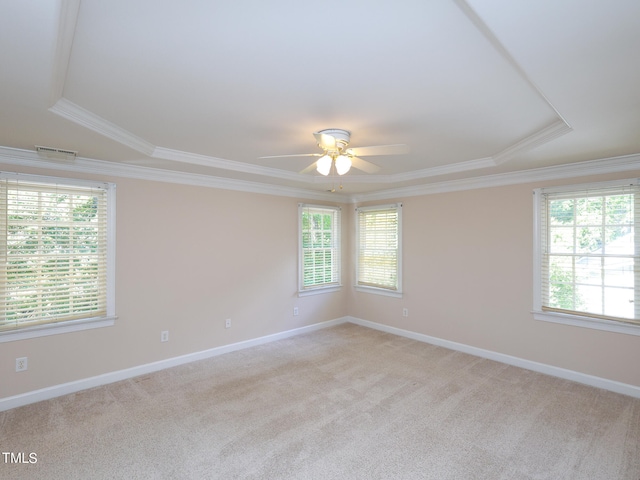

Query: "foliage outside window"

xmin=356 ymin=203 xmax=402 ymax=296
xmin=0 ymin=173 xmax=115 ymax=339
xmin=299 ymin=204 xmax=341 ymax=293
xmin=534 ymin=180 xmax=640 ymax=331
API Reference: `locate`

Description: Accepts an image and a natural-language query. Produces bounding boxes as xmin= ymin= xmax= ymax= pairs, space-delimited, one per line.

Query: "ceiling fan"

xmin=260 ymin=128 xmax=409 ymax=176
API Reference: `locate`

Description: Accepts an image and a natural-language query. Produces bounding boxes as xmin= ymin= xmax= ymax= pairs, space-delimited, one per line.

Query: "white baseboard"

xmin=3 ymin=315 xmax=639 ymax=412
xmin=0 ymin=317 xmax=348 ymax=412
xmin=346 ymin=316 xmax=640 ymax=399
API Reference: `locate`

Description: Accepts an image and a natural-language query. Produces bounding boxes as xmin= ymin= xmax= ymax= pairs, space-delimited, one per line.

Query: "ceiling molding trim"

xmin=152 ymin=147 xmax=314 ymax=183
xmin=49 ymin=98 xmax=156 ymax=156
xmin=492 ymin=120 xmax=574 ymax=165
xmin=389 ymin=157 xmax=496 ymax=182
xmin=2 ymin=146 xmax=639 ymax=204
xmin=48 ymin=98 xmax=316 ymax=182
xmin=310 ymin=157 xmax=497 ymax=185
xmin=453 ymin=0 xmax=571 ymax=127
xmin=0 ymin=146 xmax=341 ymax=201
xmin=350 ymin=153 xmax=640 ymax=203
xmin=48 ymin=0 xmax=80 ymax=107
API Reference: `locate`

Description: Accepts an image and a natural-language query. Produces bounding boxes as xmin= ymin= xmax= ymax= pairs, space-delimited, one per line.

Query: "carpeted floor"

xmin=1 ymin=323 xmax=639 ymax=479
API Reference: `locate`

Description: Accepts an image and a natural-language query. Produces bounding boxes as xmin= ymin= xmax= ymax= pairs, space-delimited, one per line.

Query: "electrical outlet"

xmin=225 ymin=318 xmax=231 ymax=329
xmin=161 ymin=331 xmax=169 ymax=342
xmin=293 ymin=307 xmax=299 ymax=316
xmin=402 ymin=308 xmax=409 ymax=317
xmin=16 ymin=357 xmax=28 ymax=372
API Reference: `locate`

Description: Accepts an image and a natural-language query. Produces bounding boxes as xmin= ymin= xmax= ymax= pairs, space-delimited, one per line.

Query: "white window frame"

xmin=533 ymin=178 xmax=640 ymax=336
xmin=355 ymin=203 xmax=403 ymax=298
xmin=0 ymin=172 xmax=116 ymax=343
xmin=298 ymin=204 xmax=341 ymax=296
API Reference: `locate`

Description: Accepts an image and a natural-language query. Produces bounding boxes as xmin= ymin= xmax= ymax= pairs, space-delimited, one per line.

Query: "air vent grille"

xmin=35 ymin=145 xmax=77 ymax=161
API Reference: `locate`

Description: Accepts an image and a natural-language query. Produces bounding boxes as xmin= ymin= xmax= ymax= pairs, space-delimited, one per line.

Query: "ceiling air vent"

xmin=35 ymin=145 xmax=77 ymax=162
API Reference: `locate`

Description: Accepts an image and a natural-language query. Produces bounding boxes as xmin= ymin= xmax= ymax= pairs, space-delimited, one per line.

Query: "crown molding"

xmin=48 ymin=0 xmax=80 ymax=106
xmin=2 ymin=146 xmax=639 ymax=205
xmin=151 ymin=146 xmax=312 ymax=183
xmin=49 ymin=98 xmax=156 ymax=156
xmin=0 ymin=146 xmax=343 ymax=202
xmin=349 ymin=153 xmax=640 ymax=203
xmin=492 ymin=120 xmax=573 ymax=165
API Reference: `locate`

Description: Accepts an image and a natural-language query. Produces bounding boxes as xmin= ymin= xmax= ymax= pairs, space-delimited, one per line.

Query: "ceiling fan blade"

xmin=299 ymin=161 xmax=319 ymax=174
xmin=346 ymin=144 xmax=409 ymax=157
xmin=350 ymin=156 xmax=380 ymax=174
xmin=259 ymin=153 xmax=320 ymax=159
xmin=313 ymin=132 xmax=336 ymax=150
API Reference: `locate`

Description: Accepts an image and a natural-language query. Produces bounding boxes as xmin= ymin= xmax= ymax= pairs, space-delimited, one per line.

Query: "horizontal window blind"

xmin=300 ymin=204 xmax=340 ymax=290
xmin=0 ymin=177 xmax=109 ymax=332
xmin=357 ymin=204 xmax=401 ymax=291
xmin=539 ymin=183 xmax=640 ymax=324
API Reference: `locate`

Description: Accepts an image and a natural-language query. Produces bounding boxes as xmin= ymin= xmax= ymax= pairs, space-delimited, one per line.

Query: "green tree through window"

xmin=540 ymin=184 xmax=640 ymax=323
xmin=299 ymin=205 xmax=340 ymax=291
xmin=0 ymin=176 xmax=112 ymax=333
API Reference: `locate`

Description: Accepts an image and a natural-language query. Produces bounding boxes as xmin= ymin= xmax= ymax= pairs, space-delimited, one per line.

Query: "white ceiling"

xmin=1 ymin=0 xmax=639 ymax=198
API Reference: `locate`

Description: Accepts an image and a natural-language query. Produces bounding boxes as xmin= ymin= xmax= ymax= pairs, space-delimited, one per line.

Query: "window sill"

xmin=533 ymin=310 xmax=640 ymax=337
xmin=298 ymin=285 xmax=342 ymax=297
xmin=355 ymin=285 xmax=403 ymax=298
xmin=0 ymin=316 xmax=117 ymax=343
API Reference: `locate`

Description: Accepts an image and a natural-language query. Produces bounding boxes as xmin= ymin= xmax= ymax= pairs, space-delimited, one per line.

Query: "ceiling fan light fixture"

xmin=335 ymin=155 xmax=352 ymax=175
xmin=316 ymin=155 xmax=332 ymax=175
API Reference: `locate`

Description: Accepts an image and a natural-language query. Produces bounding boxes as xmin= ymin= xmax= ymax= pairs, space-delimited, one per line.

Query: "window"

xmin=356 ymin=203 xmax=402 ymax=297
xmin=533 ymin=179 xmax=640 ymax=335
xmin=0 ymin=173 xmax=115 ymax=342
xmin=299 ymin=204 xmax=341 ymax=294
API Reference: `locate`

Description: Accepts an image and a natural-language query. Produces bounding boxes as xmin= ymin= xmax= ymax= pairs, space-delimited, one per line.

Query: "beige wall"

xmin=2 ymin=163 xmax=640 ymax=401
xmin=0 ymin=166 xmax=348 ymax=398
xmin=349 ymin=174 xmax=640 ymax=388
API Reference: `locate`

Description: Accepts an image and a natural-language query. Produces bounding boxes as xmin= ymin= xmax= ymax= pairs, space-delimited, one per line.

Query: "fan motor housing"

xmin=317 ymin=128 xmax=351 ymax=149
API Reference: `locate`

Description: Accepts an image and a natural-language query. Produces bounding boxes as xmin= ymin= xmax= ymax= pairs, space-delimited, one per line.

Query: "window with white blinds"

xmin=0 ymin=173 xmax=115 ymax=338
xmin=299 ymin=204 xmax=341 ymax=293
xmin=534 ymin=179 xmax=640 ymax=334
xmin=356 ymin=203 xmax=402 ymax=296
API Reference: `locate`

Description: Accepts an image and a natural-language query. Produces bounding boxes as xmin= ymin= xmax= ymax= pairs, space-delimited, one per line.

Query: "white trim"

xmin=3 ymin=315 xmax=639 ymax=412
xmin=0 ymin=170 xmax=109 ymax=190
xmin=49 ymin=0 xmax=80 ymax=107
xmin=538 ymin=177 xmax=640 ymax=194
xmin=0 ymin=316 xmax=116 ymax=343
xmin=0 ymin=146 xmax=344 ymax=202
xmin=492 ymin=120 xmax=573 ymax=165
xmin=1 ymin=144 xmax=640 ymax=203
xmin=0 ymin=317 xmax=348 ymax=412
xmin=347 ymin=316 xmax=640 ymax=399
xmin=533 ymin=310 xmax=640 ymax=336
xmin=349 ymin=153 xmax=640 ymax=203
xmin=106 ymin=182 xmax=117 ymax=318
xmin=532 ymin=188 xmax=543 ymax=313
xmin=152 ymin=147 xmax=311 ymax=183
xmin=354 ymin=285 xmax=403 ymax=298
xmin=298 ymin=285 xmax=342 ymax=297
xmin=49 ymin=99 xmax=156 ymax=156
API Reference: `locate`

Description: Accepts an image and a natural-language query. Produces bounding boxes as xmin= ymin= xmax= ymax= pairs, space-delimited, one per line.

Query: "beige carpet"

xmin=1 ymin=323 xmax=639 ymax=479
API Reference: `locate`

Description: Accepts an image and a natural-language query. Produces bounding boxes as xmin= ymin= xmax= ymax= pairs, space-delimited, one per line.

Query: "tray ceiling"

xmin=1 ymin=0 xmax=639 ymax=197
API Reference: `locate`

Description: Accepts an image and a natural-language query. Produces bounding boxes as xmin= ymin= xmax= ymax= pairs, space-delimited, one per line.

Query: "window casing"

xmin=533 ymin=179 xmax=640 ymax=335
xmin=299 ymin=204 xmax=341 ymax=295
xmin=0 ymin=173 xmax=116 ymax=342
xmin=356 ymin=203 xmax=402 ymax=297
